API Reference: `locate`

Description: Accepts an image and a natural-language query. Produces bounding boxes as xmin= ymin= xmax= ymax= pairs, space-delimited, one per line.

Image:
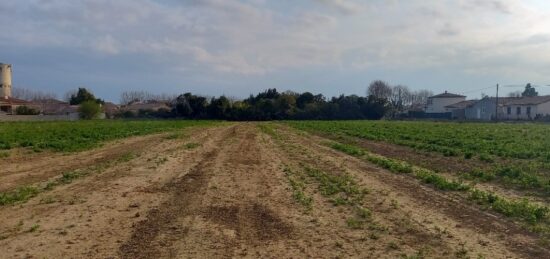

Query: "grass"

xmin=0 ymin=120 xmax=219 ymax=152
xmin=258 ymin=123 xmax=282 ymax=140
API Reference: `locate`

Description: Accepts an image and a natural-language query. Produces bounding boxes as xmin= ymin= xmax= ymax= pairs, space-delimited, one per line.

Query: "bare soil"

xmin=0 ymin=122 xmax=548 ymax=258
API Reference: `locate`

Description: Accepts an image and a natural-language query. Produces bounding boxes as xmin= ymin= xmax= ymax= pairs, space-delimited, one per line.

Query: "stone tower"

xmin=0 ymin=63 xmax=12 ymax=98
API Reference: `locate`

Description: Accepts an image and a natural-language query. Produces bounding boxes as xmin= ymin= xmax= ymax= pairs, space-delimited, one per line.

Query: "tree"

xmin=70 ymin=88 xmax=102 ymax=105
xmin=410 ymin=90 xmax=433 ymax=106
xmin=389 ymin=85 xmax=411 ymax=116
xmin=367 ymin=80 xmax=392 ymax=100
xmin=78 ymin=100 xmax=102 ymax=119
xmin=522 ymin=83 xmax=538 ymax=97
xmin=120 ymin=91 xmax=177 ymax=105
xmin=207 ymin=96 xmax=231 ymax=119
xmin=296 ymin=92 xmax=315 ymax=109
xmin=12 ymin=87 xmax=57 ymax=101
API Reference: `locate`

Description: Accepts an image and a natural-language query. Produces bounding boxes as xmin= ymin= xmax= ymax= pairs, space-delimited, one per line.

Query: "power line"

xmin=460 ymin=86 xmax=495 ymax=95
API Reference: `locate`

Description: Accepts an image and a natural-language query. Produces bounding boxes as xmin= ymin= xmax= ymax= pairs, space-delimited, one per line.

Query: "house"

xmin=464 ymin=97 xmax=524 ymax=120
xmin=444 ymin=100 xmax=477 ymax=119
xmin=102 ymin=102 xmax=120 ymax=118
xmin=425 ymin=91 xmax=466 ymax=113
xmin=33 ymin=99 xmax=71 ymax=115
xmin=0 ymin=96 xmax=38 ymax=115
xmin=500 ymin=96 xmax=550 ymax=120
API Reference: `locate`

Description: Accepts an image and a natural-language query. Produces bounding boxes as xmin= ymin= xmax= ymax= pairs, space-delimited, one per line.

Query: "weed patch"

xmin=184 ymin=143 xmax=201 ymax=149
xmin=0 ymin=186 xmax=40 ymax=206
xmin=283 ymin=167 xmax=314 ymax=211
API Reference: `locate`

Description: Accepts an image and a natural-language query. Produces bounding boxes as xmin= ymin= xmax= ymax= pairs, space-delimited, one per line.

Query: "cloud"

xmin=1 ymin=0 xmax=550 ymax=98
xmin=93 ymin=35 xmax=120 ymax=55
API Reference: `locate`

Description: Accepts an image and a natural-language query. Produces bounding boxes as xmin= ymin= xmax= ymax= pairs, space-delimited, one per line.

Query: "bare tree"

xmin=410 ymin=89 xmax=433 ymax=106
xmin=120 ymin=91 xmax=177 ymax=105
xmin=367 ymin=80 xmax=392 ymax=100
xmin=390 ymin=85 xmax=412 ymax=106
xmin=12 ymin=87 xmax=57 ymax=101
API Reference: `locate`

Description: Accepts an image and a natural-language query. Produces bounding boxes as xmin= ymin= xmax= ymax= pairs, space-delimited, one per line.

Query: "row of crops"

xmin=0 ymin=120 xmax=219 ymax=152
xmin=288 ymin=120 xmax=550 ymax=162
xmin=287 ymin=120 xmax=550 ymax=193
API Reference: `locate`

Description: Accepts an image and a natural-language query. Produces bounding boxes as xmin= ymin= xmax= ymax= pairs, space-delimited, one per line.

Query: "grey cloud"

xmin=438 ymin=23 xmax=460 ymax=37
xmin=1 ymin=0 xmax=550 ymax=88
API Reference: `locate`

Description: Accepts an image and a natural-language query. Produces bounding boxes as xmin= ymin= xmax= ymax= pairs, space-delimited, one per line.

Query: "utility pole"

xmin=495 ymin=84 xmax=499 ymax=122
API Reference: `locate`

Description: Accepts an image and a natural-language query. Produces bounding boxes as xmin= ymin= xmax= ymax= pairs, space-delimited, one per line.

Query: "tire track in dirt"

xmin=166 ymin=124 xmax=299 ymax=258
xmin=0 ymin=125 xmax=230 ymax=258
xmin=273 ymin=124 xmax=550 ymax=258
xmin=119 ymin=125 xmax=237 ymax=259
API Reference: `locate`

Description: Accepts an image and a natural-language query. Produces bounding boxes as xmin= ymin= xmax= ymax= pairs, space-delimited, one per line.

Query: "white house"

xmin=425 ymin=91 xmax=466 ymax=113
xmin=500 ymin=96 xmax=550 ymax=120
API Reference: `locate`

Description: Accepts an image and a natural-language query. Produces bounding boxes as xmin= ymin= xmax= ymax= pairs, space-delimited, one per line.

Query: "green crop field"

xmin=286 ymin=120 xmax=550 ymax=232
xmin=288 ymin=120 xmax=550 ymax=161
xmin=0 ymin=120 xmax=219 ymax=152
xmin=288 ymin=120 xmax=550 ymax=193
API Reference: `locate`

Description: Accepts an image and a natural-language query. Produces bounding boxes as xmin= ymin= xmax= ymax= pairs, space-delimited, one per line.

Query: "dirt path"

xmin=0 ymin=122 xmax=547 ymax=258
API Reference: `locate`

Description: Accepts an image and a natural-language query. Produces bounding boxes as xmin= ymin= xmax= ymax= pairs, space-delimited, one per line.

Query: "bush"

xmin=78 ymin=101 xmax=102 ymax=120
xmin=15 ymin=106 xmax=40 ymax=115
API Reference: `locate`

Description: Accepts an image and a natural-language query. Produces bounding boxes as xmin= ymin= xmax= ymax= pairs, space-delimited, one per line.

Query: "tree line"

xmin=118 ymin=80 xmax=433 ymax=121
xmin=12 ymin=80 xmax=434 ymax=120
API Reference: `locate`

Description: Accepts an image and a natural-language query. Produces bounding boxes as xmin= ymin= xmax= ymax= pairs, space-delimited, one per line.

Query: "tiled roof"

xmin=504 ymin=96 xmax=550 ymax=105
xmin=429 ymin=92 xmax=466 ymax=98
xmin=0 ymin=97 xmax=33 ymax=105
xmin=445 ymin=100 xmax=478 ymax=109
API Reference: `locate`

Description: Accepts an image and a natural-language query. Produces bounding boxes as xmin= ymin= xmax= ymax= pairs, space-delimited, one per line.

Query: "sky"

xmin=1 ymin=0 xmax=550 ymax=103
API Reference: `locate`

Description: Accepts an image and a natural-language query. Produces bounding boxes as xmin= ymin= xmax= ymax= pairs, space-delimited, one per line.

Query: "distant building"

xmin=425 ymin=91 xmax=466 ymax=113
xmin=500 ymin=96 xmax=550 ymax=120
xmin=444 ymin=100 xmax=477 ymax=119
xmin=0 ymin=97 xmax=36 ymax=114
xmin=102 ymin=102 xmax=120 ymax=118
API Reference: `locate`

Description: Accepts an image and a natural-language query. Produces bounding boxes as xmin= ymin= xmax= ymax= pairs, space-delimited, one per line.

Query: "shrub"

xmin=78 ymin=100 xmax=102 ymax=120
xmin=15 ymin=106 xmax=40 ymax=115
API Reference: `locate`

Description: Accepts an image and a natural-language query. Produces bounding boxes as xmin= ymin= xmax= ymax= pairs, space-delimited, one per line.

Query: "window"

xmin=427 ymin=99 xmax=433 ymax=105
xmin=527 ymin=107 xmax=531 ymax=115
xmin=507 ymin=107 xmax=511 ymax=115
xmin=517 ymin=107 xmax=521 ymax=115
